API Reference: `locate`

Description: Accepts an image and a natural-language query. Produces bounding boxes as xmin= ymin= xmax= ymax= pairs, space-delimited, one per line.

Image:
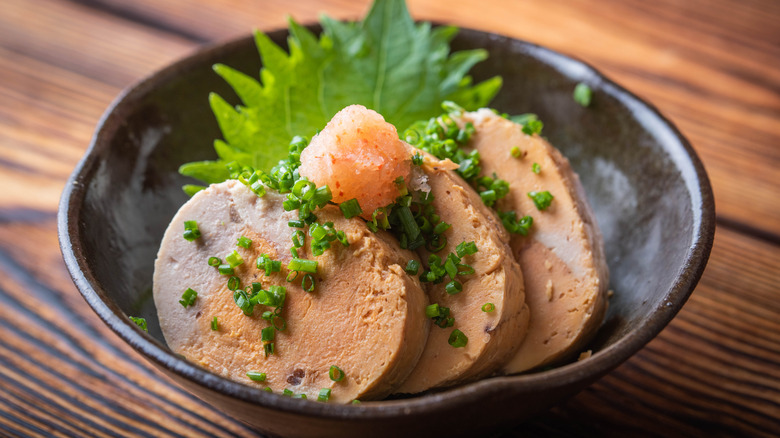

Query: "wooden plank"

xmin=0 ymin=48 xmax=116 ymax=212
xmin=67 ymin=0 xmax=366 ymax=42
xmin=0 ymin=0 xmax=196 ymax=87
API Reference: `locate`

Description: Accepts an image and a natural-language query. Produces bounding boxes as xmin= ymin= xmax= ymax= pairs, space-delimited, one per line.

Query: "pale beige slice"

xmin=396 ymin=161 xmax=529 ymax=394
xmin=154 ymin=180 xmax=429 ymax=403
xmin=459 ymin=109 xmax=609 ymax=373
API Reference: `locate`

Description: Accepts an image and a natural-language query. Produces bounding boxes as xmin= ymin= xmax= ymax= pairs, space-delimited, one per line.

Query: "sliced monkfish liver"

xmin=396 ymin=158 xmax=529 ymax=394
xmin=154 ymin=180 xmax=429 ymax=402
xmin=458 ymin=109 xmax=609 ymax=373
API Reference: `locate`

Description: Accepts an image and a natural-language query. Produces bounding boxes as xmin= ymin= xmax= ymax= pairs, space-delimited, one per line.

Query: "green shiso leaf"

xmin=179 ymin=0 xmax=501 ymax=186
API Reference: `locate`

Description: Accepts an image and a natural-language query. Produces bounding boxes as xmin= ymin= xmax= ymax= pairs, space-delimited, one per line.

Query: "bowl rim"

xmin=58 ymin=25 xmax=715 ymax=420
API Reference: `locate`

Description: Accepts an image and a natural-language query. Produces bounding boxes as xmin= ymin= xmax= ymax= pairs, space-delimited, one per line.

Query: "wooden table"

xmin=1 ymin=0 xmax=778 ymax=436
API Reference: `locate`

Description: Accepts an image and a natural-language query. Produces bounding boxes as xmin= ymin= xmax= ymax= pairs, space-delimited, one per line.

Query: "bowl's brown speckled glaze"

xmin=58 ymin=26 xmax=715 ymax=437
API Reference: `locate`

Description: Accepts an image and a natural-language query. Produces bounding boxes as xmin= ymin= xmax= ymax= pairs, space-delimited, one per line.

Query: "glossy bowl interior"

xmin=58 ymin=26 xmax=715 ymax=437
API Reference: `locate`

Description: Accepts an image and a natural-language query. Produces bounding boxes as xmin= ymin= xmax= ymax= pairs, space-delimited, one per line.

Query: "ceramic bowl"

xmin=58 ymin=26 xmax=715 ymax=437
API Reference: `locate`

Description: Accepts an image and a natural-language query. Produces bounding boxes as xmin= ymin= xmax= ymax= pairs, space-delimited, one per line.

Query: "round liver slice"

xmin=154 ymin=180 xmax=429 ymax=402
xmin=395 ymin=165 xmax=529 ymax=394
xmin=459 ymin=109 xmax=609 ymax=372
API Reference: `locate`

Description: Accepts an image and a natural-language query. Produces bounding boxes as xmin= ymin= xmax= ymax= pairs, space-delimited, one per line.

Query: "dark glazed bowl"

xmin=58 ymin=26 xmax=715 ymax=437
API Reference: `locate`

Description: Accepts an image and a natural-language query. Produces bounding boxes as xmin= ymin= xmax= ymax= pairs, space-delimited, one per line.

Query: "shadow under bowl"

xmin=58 ymin=26 xmax=715 ymax=437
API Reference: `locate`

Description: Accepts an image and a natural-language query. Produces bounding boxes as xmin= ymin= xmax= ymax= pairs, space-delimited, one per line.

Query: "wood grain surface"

xmin=1 ymin=0 xmax=778 ymax=436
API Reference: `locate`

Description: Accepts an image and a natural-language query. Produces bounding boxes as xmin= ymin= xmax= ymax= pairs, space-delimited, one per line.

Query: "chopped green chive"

xmin=264 ymin=387 xmax=273 ymax=393
xmin=309 ymin=224 xmax=328 ymax=243
xmin=129 ymin=316 xmax=147 ymax=331
xmin=419 ymin=245 xmax=475 ymax=289
xmin=371 ymin=207 xmax=390 ymax=231
xmin=249 ymin=180 xmax=266 ymax=197
xmin=288 ymin=220 xmax=305 ymax=228
xmin=444 ymin=257 xmax=458 ymax=281
xmin=340 ymin=198 xmax=363 ymax=219
xmin=428 ymin=304 xmax=454 ymax=328
xmin=405 ymin=259 xmax=420 ymax=276
xmin=283 ymin=389 xmax=294 ymax=396
xmin=480 ymin=189 xmax=496 ymax=205
xmin=482 ymin=303 xmax=496 ymax=313
xmin=498 ymin=211 xmax=533 ymax=235
xmin=308 ymin=221 xmax=348 ymax=257
xmin=573 ymin=82 xmax=593 ymax=107
xmin=272 ymin=315 xmax=287 ymax=332
xmin=396 ymin=205 xmax=421 ymax=243
xmin=211 ymin=316 xmax=219 ymax=331
xmin=247 ymin=371 xmax=266 ymax=382
xmin=522 ymin=119 xmax=544 ymax=136
xmin=233 ymin=290 xmax=254 ymax=315
xmin=266 ymin=285 xmax=287 ymax=308
xmin=226 ymin=250 xmax=244 ymax=268
xmin=511 ymin=146 xmax=522 ymax=158
xmin=293 ymin=393 xmax=307 ymax=400
xmin=310 ymin=186 xmax=333 ymax=208
xmin=179 ymin=288 xmax=198 ymax=308
xmin=291 ymin=229 xmax=305 ymax=248
xmin=237 ymin=168 xmax=266 ymax=197
xmin=528 ymin=191 xmax=554 ymax=210
xmin=318 ymin=388 xmax=331 ymax=402
xmin=227 ymin=276 xmax=240 ymax=291
xmin=237 ymin=236 xmax=252 ymax=249
xmin=218 ymin=264 xmax=234 ymax=275
xmin=287 ymin=258 xmax=318 ymax=273
xmin=475 ymin=176 xmax=510 ymax=208
xmin=329 ymin=365 xmax=345 ymax=382
xmin=455 ymin=124 xmax=472 ymax=143
xmin=457 ymin=264 xmax=475 ymax=275
xmin=456 ymin=241 xmax=479 ymax=257
xmin=256 ymin=254 xmax=282 ymax=276
xmin=426 ymin=235 xmax=448 ymax=254
xmin=261 ymin=326 xmax=275 ymax=342
xmin=411 ymin=152 xmax=424 ymax=166
xmin=207 ymin=256 xmax=221 ymax=267
xmin=249 ymin=285 xmax=286 ymax=309
xmin=445 ymin=280 xmax=463 ymax=295
xmin=283 ymin=198 xmax=300 ymax=212
xmin=458 ymin=157 xmax=479 ymax=180
xmin=532 ymin=162 xmax=541 ymax=174
xmin=301 ymin=274 xmax=316 ymax=292
xmin=448 ymin=329 xmax=468 ymax=348
xmin=292 ymin=179 xmax=315 ymax=198
xmin=183 ymin=220 xmax=201 ymax=241
xmin=268 ymin=260 xmax=282 ymax=273
xmin=264 ymin=343 xmax=275 ymax=357
xmin=433 ymin=221 xmax=451 ymax=235
xmin=405 ymin=128 xmax=421 ymax=144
